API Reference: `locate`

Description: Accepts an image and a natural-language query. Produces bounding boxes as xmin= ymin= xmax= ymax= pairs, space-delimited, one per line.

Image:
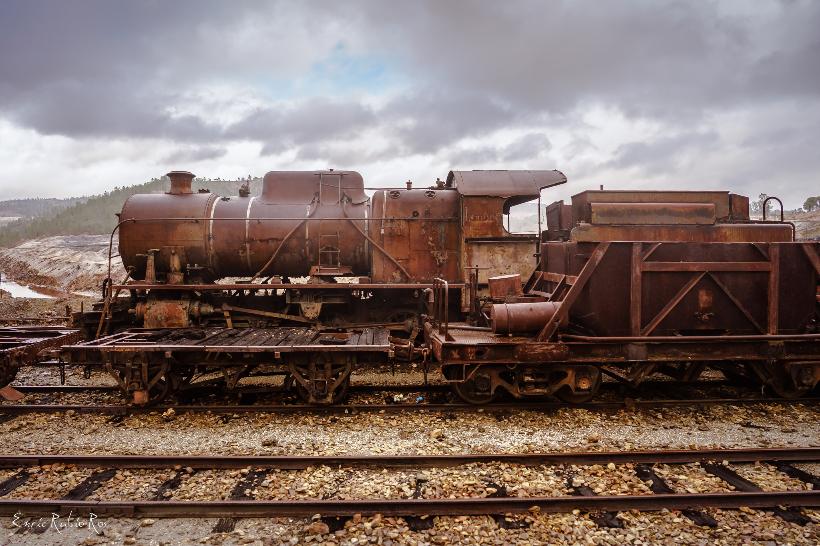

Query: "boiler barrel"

xmin=119 ymin=170 xmax=370 ymax=281
xmin=491 ymin=301 xmax=562 ymax=334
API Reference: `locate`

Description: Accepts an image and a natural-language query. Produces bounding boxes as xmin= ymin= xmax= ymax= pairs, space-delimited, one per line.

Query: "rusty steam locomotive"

xmin=61 ymin=169 xmax=819 ymax=405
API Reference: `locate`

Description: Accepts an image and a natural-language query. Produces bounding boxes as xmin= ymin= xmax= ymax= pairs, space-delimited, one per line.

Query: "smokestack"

xmin=167 ymin=171 xmax=195 ymax=195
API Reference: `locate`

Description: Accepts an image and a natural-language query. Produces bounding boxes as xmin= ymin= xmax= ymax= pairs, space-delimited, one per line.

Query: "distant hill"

xmin=1 ymin=179 xmax=817 ymax=247
xmin=0 ymin=177 xmax=262 ymax=248
xmin=0 ymin=197 xmax=85 ymax=218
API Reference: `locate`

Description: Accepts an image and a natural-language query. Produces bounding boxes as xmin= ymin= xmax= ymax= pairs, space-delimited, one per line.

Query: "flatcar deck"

xmin=428 ymin=324 xmax=531 ymax=346
xmin=65 ymin=327 xmax=392 ymax=354
xmin=1 ymin=326 xmax=81 ymax=353
xmin=1 ymin=327 xmax=82 ymax=394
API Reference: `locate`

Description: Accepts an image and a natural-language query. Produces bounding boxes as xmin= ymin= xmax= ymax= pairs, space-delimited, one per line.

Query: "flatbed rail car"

xmin=427 ymin=190 xmax=820 ymax=403
xmin=0 ymin=327 xmax=82 ymax=396
xmin=64 ymin=326 xmax=391 ymax=404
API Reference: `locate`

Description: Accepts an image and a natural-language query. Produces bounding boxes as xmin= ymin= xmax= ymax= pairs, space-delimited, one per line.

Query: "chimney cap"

xmin=166 ymin=170 xmax=195 ymax=195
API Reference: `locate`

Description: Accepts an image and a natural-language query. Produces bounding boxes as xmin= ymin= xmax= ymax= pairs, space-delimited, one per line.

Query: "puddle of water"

xmin=74 ymin=290 xmax=99 ymax=298
xmin=0 ymin=273 xmax=54 ymax=299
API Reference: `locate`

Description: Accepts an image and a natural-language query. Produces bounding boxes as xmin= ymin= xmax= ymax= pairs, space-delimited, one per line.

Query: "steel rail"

xmin=1 ymin=447 xmax=817 ymax=470
xmin=111 ymin=283 xmax=465 ymax=291
xmin=0 ymin=397 xmax=815 ymax=415
xmin=2 ymin=491 xmax=818 ymax=518
xmin=8 ymin=384 xmax=448 ymax=394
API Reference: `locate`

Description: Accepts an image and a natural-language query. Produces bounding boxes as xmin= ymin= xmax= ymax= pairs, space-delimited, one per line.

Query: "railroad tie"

xmin=565 ymin=474 xmax=623 ymax=528
xmin=773 ymin=462 xmax=820 ymax=489
xmin=0 ymin=469 xmax=30 ymax=496
xmin=484 ymin=480 xmax=530 ymax=530
xmin=153 ymin=469 xmax=194 ymax=500
xmin=405 ymin=476 xmax=434 ymax=531
xmin=212 ymin=469 xmax=269 ymax=533
xmin=12 ymin=468 xmax=118 ymax=536
xmin=62 ymin=468 xmax=118 ymax=501
xmin=703 ymin=463 xmax=814 ymax=525
xmin=0 ymin=470 xmax=43 ymax=536
xmin=634 ymin=464 xmax=718 ymax=527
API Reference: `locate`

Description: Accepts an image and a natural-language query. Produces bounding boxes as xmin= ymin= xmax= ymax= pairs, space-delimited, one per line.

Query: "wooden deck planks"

xmin=75 ymin=326 xmax=391 ymax=351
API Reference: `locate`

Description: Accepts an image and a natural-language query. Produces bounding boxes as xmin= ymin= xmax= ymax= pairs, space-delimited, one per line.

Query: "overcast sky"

xmin=0 ymin=0 xmax=817 ymax=207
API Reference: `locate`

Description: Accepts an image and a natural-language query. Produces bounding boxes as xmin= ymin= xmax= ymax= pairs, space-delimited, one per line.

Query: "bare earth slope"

xmin=0 ymin=235 xmax=123 ymax=293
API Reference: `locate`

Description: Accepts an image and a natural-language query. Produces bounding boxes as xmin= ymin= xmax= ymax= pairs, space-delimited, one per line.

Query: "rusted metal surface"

xmin=487 ymin=274 xmax=523 ymax=300
xmin=370 ymin=187 xmax=460 ymax=282
xmin=67 ymin=327 xmax=391 ymax=354
xmin=121 ymin=171 xmax=372 ymax=281
xmin=463 ymin=238 xmax=538 ymax=286
xmin=63 ymin=326 xmax=394 ymax=405
xmin=589 ymin=202 xmax=717 ymax=225
xmin=491 ymin=301 xmax=561 ymax=334
xmin=119 ymin=189 xmax=217 ymax=281
xmin=544 ymin=200 xmax=573 ymax=240
xmin=0 ymin=327 xmax=81 ymax=387
xmin=0 ymin=396 xmax=813 ymax=416
xmin=537 ymin=241 xmax=816 ymax=338
xmin=113 ymin=282 xmax=465 ymax=291
xmin=166 ymin=170 xmax=194 ymax=195
xmin=0 ymin=490 xmax=817 ymax=518
xmin=571 ymin=223 xmax=794 ymax=243
xmin=446 ymin=170 xmax=566 ymax=197
xmin=571 ymin=190 xmax=739 ymax=224
xmin=2 ymin=447 xmax=816 ymax=470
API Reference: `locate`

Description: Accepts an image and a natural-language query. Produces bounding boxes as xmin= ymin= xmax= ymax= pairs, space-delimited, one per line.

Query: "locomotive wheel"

xmin=452 ymin=367 xmax=497 ymax=404
xmin=554 ymin=366 xmax=602 ymax=404
xmin=106 ymin=356 xmax=181 ymax=406
xmin=718 ymin=363 xmax=761 ymax=388
xmin=768 ymin=367 xmax=814 ymax=399
xmin=143 ymin=368 xmax=177 ymax=404
xmin=288 ymin=354 xmax=352 ymax=405
xmin=747 ymin=361 xmax=815 ymax=399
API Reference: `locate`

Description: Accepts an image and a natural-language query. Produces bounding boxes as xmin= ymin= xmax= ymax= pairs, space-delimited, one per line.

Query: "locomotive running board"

xmin=63 ymin=326 xmax=392 ymax=355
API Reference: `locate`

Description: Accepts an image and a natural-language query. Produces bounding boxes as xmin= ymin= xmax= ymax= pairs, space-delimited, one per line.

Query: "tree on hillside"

xmin=804 ymin=196 xmax=820 ymax=212
xmin=750 ymin=193 xmax=775 ymax=217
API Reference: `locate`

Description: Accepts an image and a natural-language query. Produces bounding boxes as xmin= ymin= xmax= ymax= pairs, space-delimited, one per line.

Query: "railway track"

xmin=0 ymin=397 xmax=816 ymax=416
xmin=0 ymin=448 xmax=817 ymax=520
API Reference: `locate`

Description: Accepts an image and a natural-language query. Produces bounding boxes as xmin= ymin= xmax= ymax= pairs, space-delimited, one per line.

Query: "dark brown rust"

xmin=491 ymin=301 xmax=561 ymax=334
xmin=1 ymin=327 xmax=81 ymax=388
xmin=589 ymin=202 xmax=718 ymax=225
xmin=1 ymin=491 xmax=817 ymax=518
xmin=2 ymin=447 xmax=817 ymax=469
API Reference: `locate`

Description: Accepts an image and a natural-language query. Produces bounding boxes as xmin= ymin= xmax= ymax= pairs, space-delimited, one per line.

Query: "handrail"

xmin=432 ymin=278 xmax=454 ymax=341
xmin=758 ymin=196 xmax=795 ymax=241
xmin=762 ymin=196 xmax=784 ymax=222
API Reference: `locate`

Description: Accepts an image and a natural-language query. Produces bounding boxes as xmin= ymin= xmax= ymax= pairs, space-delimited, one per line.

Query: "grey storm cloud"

xmin=161 ymin=145 xmax=228 ymax=164
xmin=450 ymin=133 xmax=552 ymax=166
xmin=0 ymin=0 xmax=818 ymax=202
xmin=228 ymin=98 xmax=378 ymax=156
xmin=4 ymin=1 xmax=818 ymax=138
xmin=606 ymin=131 xmax=721 ymax=175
